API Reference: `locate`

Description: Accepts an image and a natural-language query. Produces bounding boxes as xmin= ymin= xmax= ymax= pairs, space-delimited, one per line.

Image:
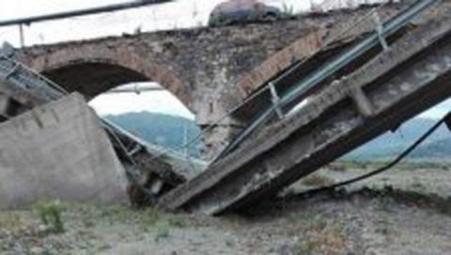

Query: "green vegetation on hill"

xmin=410 ymin=138 xmax=451 ymax=159
xmin=106 ymin=112 xmax=451 ymax=162
xmin=344 ymin=118 xmax=451 ymax=162
xmin=105 ymin=111 xmax=201 ymax=158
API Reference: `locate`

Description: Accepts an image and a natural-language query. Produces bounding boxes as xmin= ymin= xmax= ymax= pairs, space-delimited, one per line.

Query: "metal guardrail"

xmin=216 ymin=0 xmax=441 ymax=160
xmin=101 ymin=118 xmax=206 ymax=169
xmin=0 ymin=51 xmax=205 ymax=171
xmin=0 ymin=0 xmax=173 ymax=27
xmin=0 ymin=55 xmax=64 ymax=101
xmin=105 ymin=84 xmax=164 ymax=94
xmin=0 ymin=0 xmax=173 ymax=47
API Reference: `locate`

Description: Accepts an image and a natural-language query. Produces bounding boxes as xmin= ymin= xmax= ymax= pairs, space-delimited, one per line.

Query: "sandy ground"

xmin=1 ymin=163 xmax=451 ymax=255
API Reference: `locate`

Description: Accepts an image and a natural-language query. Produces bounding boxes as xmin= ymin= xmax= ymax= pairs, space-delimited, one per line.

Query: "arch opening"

xmin=42 ymin=61 xmax=202 ymax=159
xmin=90 ymin=82 xmax=202 ymax=159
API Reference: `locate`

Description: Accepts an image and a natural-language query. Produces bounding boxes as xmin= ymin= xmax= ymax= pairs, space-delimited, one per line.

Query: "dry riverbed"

xmin=1 ymin=163 xmax=451 ymax=255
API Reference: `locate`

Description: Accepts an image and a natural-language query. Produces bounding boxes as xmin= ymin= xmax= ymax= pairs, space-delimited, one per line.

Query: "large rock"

xmin=0 ymin=93 xmax=128 ymax=209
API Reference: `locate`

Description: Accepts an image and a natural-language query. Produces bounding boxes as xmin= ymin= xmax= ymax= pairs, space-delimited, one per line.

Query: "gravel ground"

xmin=1 ymin=164 xmax=451 ymax=255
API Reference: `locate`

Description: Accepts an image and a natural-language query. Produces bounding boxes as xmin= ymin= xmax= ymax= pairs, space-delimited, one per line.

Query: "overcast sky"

xmin=0 ymin=0 xmax=312 ymax=46
xmin=0 ymin=0 xmax=449 ymax=120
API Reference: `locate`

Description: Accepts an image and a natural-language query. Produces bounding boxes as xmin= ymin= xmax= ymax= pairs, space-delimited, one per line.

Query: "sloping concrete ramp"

xmin=0 ymin=93 xmax=128 ymax=209
xmin=159 ymin=16 xmax=451 ymax=215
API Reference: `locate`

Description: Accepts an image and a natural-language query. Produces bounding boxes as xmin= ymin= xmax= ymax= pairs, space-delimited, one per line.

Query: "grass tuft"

xmin=32 ymin=200 xmax=65 ymax=234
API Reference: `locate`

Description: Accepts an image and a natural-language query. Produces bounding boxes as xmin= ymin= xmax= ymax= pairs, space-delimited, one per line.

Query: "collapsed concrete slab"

xmin=0 ymin=93 xmax=128 ymax=209
xmin=159 ymin=15 xmax=451 ymax=215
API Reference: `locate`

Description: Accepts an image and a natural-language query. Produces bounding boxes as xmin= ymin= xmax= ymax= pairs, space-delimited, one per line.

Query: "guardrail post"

xmin=269 ymin=82 xmax=284 ymax=119
xmin=18 ymin=24 xmax=25 ymax=48
xmin=372 ymin=12 xmax=389 ymax=51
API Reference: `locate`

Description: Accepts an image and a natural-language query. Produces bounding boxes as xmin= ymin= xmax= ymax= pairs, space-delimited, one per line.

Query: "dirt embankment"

xmin=1 ymin=164 xmax=451 ymax=255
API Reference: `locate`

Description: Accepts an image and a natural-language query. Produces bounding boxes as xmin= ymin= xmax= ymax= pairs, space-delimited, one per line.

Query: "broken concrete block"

xmin=0 ymin=93 xmax=128 ymax=209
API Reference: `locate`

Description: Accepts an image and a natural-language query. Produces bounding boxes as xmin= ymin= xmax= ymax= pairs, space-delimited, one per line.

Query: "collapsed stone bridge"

xmin=2 ymin=0 xmax=450 ymax=213
xmin=14 ymin=3 xmax=407 ymax=157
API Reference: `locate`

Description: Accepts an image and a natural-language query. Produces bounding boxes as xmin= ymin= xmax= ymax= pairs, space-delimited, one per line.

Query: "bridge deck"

xmin=159 ymin=16 xmax=451 ymax=215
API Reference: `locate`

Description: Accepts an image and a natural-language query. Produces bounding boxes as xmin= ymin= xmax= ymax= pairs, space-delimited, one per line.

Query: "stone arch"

xmin=235 ymin=30 xmax=326 ymax=100
xmin=26 ymin=44 xmax=194 ymax=112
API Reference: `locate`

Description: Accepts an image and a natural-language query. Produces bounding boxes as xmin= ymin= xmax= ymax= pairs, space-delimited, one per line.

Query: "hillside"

xmin=105 ymin=112 xmax=201 ymax=158
xmin=409 ymin=137 xmax=451 ymax=159
xmin=344 ymin=117 xmax=450 ymax=161
xmin=106 ymin=112 xmax=450 ymax=162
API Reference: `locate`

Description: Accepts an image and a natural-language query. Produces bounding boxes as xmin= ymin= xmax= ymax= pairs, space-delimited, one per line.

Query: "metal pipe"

xmin=0 ymin=0 xmax=172 ymax=27
xmin=216 ymin=0 xmax=440 ymax=160
xmin=105 ymin=87 xmax=164 ymax=94
xmin=103 ymin=83 xmax=164 ymax=94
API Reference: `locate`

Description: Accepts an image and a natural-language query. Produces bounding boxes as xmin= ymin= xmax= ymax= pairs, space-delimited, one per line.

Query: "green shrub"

xmin=32 ymin=200 xmax=65 ymax=233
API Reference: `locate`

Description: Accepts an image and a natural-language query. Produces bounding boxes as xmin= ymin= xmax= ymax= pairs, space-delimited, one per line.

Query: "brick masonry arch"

xmin=23 ymin=44 xmax=194 ymax=112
